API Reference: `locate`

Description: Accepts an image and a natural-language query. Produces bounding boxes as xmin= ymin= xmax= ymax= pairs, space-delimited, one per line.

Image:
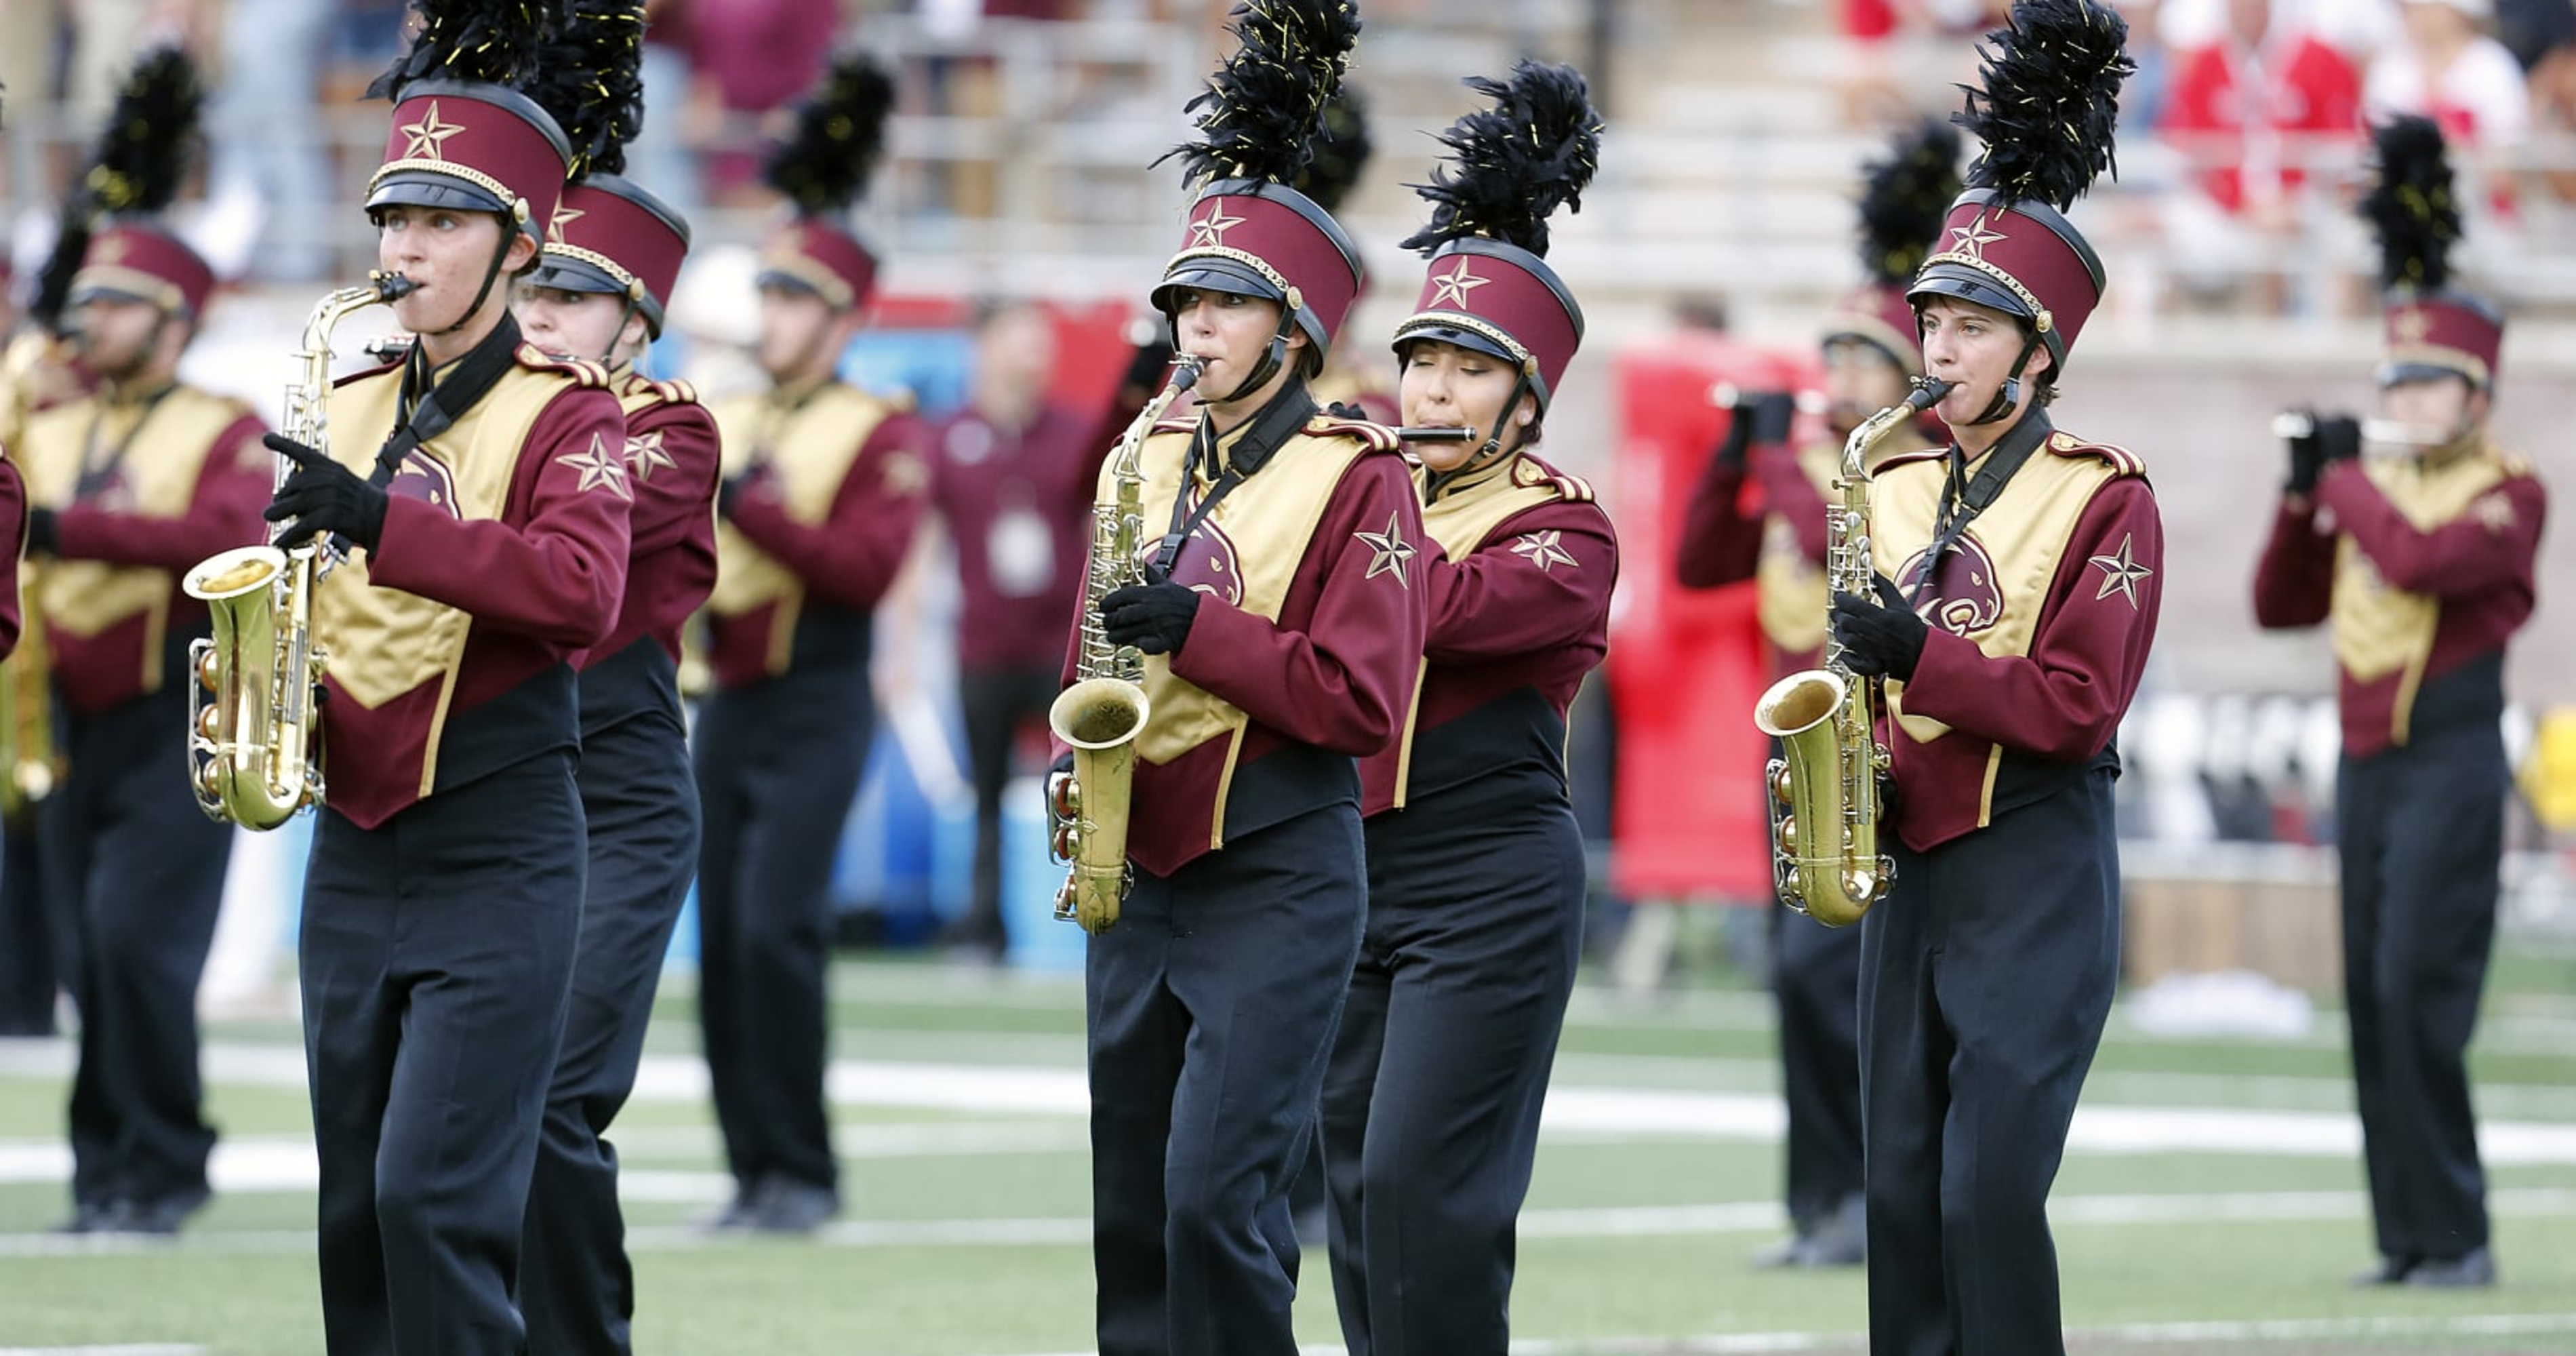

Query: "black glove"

xmin=2314 ymin=414 xmax=2361 ymax=470
xmin=1830 ymin=574 xmax=1929 ymax=683
xmin=263 ymin=433 xmax=388 ymax=553
xmin=24 ymin=508 xmax=58 ymax=556
xmin=1100 ymin=562 xmax=1200 ymax=656
xmin=1747 ymin=391 xmax=1798 ymax=447
xmin=2283 ymin=408 xmax=2325 ymax=496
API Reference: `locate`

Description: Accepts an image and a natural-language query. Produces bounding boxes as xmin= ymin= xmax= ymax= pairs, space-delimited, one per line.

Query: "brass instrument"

xmin=1046 ymin=356 xmax=1203 ymax=934
xmin=180 ymin=273 xmax=416 ymax=830
xmin=2271 ymin=411 xmax=2455 ymax=454
xmin=1710 ymin=382 xmax=1830 ymax=415
xmin=0 ymin=565 xmax=64 ymax=825
xmin=1752 ymin=377 xmax=1951 ymax=928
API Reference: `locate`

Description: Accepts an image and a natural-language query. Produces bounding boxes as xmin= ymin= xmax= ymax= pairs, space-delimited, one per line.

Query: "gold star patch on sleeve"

xmin=881 ymin=450 xmax=930 ymax=497
xmin=2472 ymin=492 xmax=2516 ymax=534
xmin=1354 ymin=512 xmax=1417 ymax=589
xmin=557 ymin=433 xmax=633 ymax=501
xmin=1510 ymin=530 xmax=1580 ymax=573
xmin=2087 ymin=532 xmax=2152 ymax=608
xmin=623 ymin=429 xmax=676 ymax=483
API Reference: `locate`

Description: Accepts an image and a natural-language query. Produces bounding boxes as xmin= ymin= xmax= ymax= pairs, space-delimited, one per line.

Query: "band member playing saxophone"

xmin=1316 ymin=62 xmax=1615 ymax=1356
xmin=2253 ymin=116 xmax=2541 ymax=1291
xmin=693 ymin=54 xmax=929 ymax=1236
xmin=14 ymin=49 xmax=266 ymax=1237
xmin=1675 ymin=117 xmax=1958 ymax=1271
xmin=254 ymin=3 xmax=630 ymax=1347
xmin=1819 ymin=3 xmax=2160 ymax=1350
xmin=1062 ymin=4 xmax=1426 ymax=1351
xmin=512 ymin=5 xmax=723 ymax=1346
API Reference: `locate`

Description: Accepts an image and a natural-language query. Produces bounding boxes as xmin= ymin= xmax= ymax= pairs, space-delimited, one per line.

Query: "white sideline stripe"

xmin=9 ymin=1041 xmax=2576 ymax=1164
xmin=1496 ymin=1311 xmax=2576 ymax=1355
xmin=0 ymin=1348 xmax=205 ymax=1355
xmin=7 ymin=1187 xmax=2576 ymax=1258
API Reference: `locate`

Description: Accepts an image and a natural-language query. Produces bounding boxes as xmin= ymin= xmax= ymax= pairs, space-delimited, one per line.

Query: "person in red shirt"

xmin=2160 ymin=0 xmax=2364 ymax=221
xmin=693 ymin=56 xmax=930 ymax=1236
xmin=512 ymin=10 xmax=725 ymax=1347
xmin=2253 ymin=116 xmax=2536 ymax=1292
xmin=1058 ymin=6 xmax=1426 ymax=1352
xmin=1315 ymin=62 xmax=1614 ymax=1356
xmin=1674 ymin=118 xmax=1959 ymax=1273
xmin=16 ymin=49 xmax=265 ymax=1238
xmin=1819 ymin=5 xmax=2160 ymax=1351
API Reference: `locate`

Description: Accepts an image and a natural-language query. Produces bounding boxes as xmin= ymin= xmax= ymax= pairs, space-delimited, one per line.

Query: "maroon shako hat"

xmin=2359 ymin=115 xmax=2503 ymax=388
xmin=1908 ymin=0 xmax=2134 ymax=380
xmin=1825 ymin=120 xmax=1958 ymax=379
xmin=63 ymin=47 xmax=214 ymax=319
xmin=1148 ymin=0 xmax=1368 ymax=369
xmin=73 ymin=223 xmax=217 ymax=319
xmin=361 ymin=1 xmax=572 ymax=243
xmin=754 ymin=55 xmax=895 ymax=313
xmin=1390 ymin=60 xmax=1605 ymax=413
xmin=524 ymin=0 xmax=691 ymax=336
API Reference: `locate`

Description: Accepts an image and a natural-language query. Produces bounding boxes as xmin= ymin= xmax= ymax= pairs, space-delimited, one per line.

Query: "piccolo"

xmin=2270 ymin=412 xmax=2453 ymax=450
xmin=1394 ymin=427 xmax=1478 ymax=442
xmin=1709 ymin=383 xmax=1830 ymax=414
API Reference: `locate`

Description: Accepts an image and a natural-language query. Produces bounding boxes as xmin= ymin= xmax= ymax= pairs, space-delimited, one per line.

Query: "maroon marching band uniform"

xmin=2251 ymin=117 xmax=2539 ymax=1287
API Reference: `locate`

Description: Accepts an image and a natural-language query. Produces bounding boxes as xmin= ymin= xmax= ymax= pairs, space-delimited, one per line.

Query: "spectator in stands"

xmin=2367 ymin=0 xmax=2532 ymax=149
xmin=675 ymin=0 xmax=841 ymax=204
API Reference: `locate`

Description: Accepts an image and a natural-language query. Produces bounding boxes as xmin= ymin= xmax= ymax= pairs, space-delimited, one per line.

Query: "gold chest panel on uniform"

xmin=22 ymin=386 xmax=252 ymax=681
xmin=1872 ymin=435 xmax=2127 ymax=744
xmin=705 ymin=383 xmax=898 ymax=623
xmin=2330 ymin=445 xmax=2519 ymax=704
xmin=315 ymin=365 xmax=580 ymax=722
xmin=1127 ymin=421 xmax=1372 ymax=767
xmin=1755 ymin=442 xmax=1842 ymax=656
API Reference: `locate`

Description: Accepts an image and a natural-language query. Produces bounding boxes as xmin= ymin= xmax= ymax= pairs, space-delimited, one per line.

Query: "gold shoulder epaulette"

xmin=515 ymin=344 xmax=611 ymax=388
xmin=2046 ymin=430 xmax=2145 ymax=477
xmin=1876 ymin=446 xmax=1949 ymax=475
xmin=1510 ymin=456 xmax=1596 ymax=503
xmin=1306 ymin=412 xmax=1402 ymax=452
xmin=1152 ymin=416 xmax=1198 ymax=435
xmin=643 ymin=376 xmax=699 ymax=406
xmin=2496 ymin=448 xmax=2536 ymax=479
xmin=876 ymin=386 xmax=919 ymax=414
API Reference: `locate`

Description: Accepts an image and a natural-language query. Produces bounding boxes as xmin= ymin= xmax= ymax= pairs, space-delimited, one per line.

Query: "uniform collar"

xmin=1195 ymin=377 xmax=1316 ymax=483
xmin=99 ymin=377 xmax=178 ymax=410
xmin=768 ymin=373 xmax=839 ymax=411
xmin=1953 ymin=404 xmax=2054 ymax=481
xmin=1424 ymin=447 xmax=1522 ymax=503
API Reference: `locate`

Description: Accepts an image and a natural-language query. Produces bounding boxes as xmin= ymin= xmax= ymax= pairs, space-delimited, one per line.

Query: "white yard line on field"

xmin=0 ymin=1347 xmax=206 ymax=1355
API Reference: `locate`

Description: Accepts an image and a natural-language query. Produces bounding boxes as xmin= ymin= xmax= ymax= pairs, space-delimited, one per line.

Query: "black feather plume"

xmin=86 ymin=46 xmax=202 ymax=216
xmin=1956 ymin=0 xmax=2133 ymax=212
xmin=2358 ymin=115 xmax=2459 ymax=293
xmin=1857 ymin=119 xmax=1960 ymax=286
xmin=527 ymin=0 xmax=648 ymax=180
xmin=1291 ymin=85 xmax=1372 ymax=212
xmin=1163 ymin=0 xmax=1363 ymax=190
xmin=763 ymin=54 xmax=898 ymax=217
xmin=366 ymin=0 xmax=548 ymax=102
xmin=29 ymin=204 xmax=89 ymax=336
xmin=1401 ymin=60 xmax=1604 ymax=258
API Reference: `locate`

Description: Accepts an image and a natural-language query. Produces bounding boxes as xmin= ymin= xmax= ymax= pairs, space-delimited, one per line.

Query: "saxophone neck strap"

xmin=1907 ymin=406 xmax=2053 ymax=603
xmin=1154 ymin=383 xmax=1316 ymax=574
xmin=378 ymin=313 xmax=526 ymax=485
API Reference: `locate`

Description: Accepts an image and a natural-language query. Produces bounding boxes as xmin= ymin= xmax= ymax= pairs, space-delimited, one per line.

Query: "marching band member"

xmin=513 ymin=3 xmax=723 ymax=1345
xmin=1318 ymin=62 xmax=1615 ymax=1356
xmin=695 ymin=54 xmax=929 ymax=1235
xmin=269 ymin=5 xmax=632 ymax=1347
xmin=1819 ymin=3 xmax=2160 ymax=1349
xmin=16 ymin=49 xmax=266 ymax=1237
xmin=1674 ymin=117 xmax=1958 ymax=1271
xmin=2253 ymin=115 xmax=2541 ymax=1290
xmin=1064 ymin=3 xmax=1426 ymax=1351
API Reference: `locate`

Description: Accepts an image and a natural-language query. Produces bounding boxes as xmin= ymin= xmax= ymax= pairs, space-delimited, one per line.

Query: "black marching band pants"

xmin=49 ymin=679 xmax=233 ymax=1212
xmin=302 ymin=753 xmax=584 ymax=1356
xmin=692 ymin=668 xmax=874 ymax=1201
xmin=519 ymin=692 xmax=702 ymax=1355
xmin=959 ymin=662 xmax=1059 ymax=944
xmin=1087 ymin=803 xmax=1366 ymax=1356
xmin=2337 ymin=723 xmax=2505 ymax=1263
xmin=1859 ymin=768 xmax=2120 ymax=1356
xmin=1321 ymin=790 xmax=1586 ymax=1356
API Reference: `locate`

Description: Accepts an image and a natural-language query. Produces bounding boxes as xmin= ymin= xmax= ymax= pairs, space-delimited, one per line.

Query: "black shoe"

xmin=2350 ymin=1254 xmax=2419 ymax=1286
xmin=693 ymin=1182 xmax=764 ymax=1233
xmin=748 ymin=1178 xmax=839 ymax=1235
xmin=115 ymin=1187 xmax=211 ymax=1236
xmin=2404 ymin=1247 xmax=2496 ymax=1288
xmin=52 ymin=1200 xmax=127 ymax=1235
xmin=1749 ymin=1233 xmax=1807 ymax=1269
xmin=1798 ymin=1195 xmax=1866 ymax=1268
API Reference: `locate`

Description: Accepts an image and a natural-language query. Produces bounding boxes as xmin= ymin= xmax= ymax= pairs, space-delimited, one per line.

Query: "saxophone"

xmin=179 ymin=274 xmax=417 ymax=830
xmin=1752 ymin=378 xmax=1950 ymax=928
xmin=1045 ymin=355 xmax=1203 ymax=934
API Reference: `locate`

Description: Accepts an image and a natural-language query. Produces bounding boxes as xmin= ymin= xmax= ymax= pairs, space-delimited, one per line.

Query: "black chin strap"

xmin=435 ymin=218 xmax=520 ymax=337
xmin=1205 ymin=306 xmax=1299 ymax=406
xmin=1965 ymin=330 xmax=2046 ymax=426
xmin=1425 ymin=368 xmax=1531 ymax=499
xmin=603 ymin=295 xmax=643 ymax=365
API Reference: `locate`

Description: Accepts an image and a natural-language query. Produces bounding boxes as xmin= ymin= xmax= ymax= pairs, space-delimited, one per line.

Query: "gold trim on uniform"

xmin=541 ymin=242 xmax=643 ymax=297
xmin=68 ymin=264 xmax=186 ymax=315
xmin=2329 ymin=441 xmax=2518 ymax=746
xmin=1162 ymin=245 xmax=1294 ymax=301
xmin=759 ymin=252 xmax=856 ymax=311
xmin=1919 ymin=249 xmax=2054 ymax=334
xmin=1393 ymin=308 xmax=1535 ymax=368
xmin=368 ymin=158 xmax=529 ymax=222
xmin=2382 ymin=342 xmax=2491 ymax=387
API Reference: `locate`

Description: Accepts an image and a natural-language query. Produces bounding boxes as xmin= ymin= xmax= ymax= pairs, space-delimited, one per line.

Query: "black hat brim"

xmin=529 ymin=254 xmax=667 ymax=337
xmin=2376 ymin=360 xmax=2479 ymax=388
xmin=367 ymin=171 xmax=512 ymax=220
xmin=1150 ymin=258 xmax=1287 ymax=315
xmin=1908 ymin=262 xmax=2071 ymax=370
xmin=1392 ymin=321 xmax=1518 ymax=372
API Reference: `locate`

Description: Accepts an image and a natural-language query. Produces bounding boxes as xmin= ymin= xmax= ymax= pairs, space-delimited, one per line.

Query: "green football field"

xmin=4 ymin=946 xmax=2575 ymax=1355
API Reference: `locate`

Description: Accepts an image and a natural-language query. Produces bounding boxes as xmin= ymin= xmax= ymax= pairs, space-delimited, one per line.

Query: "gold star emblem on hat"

xmin=1428 ymin=259 xmax=1491 ymax=310
xmin=1188 ymin=205 xmax=1247 ymax=248
xmin=399 ymin=100 xmax=467 ymax=161
xmin=2393 ymin=306 xmax=2434 ymax=344
xmin=1510 ymin=530 xmax=1579 ymax=573
xmin=557 ymin=433 xmax=632 ymax=500
xmin=1354 ymin=513 xmax=1417 ymax=588
xmin=547 ymin=207 xmax=586 ymax=245
xmin=623 ymin=429 xmax=675 ymax=482
xmin=1948 ymin=212 xmax=2007 ymax=262
xmin=95 ymin=235 xmax=129 ymax=264
xmin=2087 ymin=532 xmax=2152 ymax=608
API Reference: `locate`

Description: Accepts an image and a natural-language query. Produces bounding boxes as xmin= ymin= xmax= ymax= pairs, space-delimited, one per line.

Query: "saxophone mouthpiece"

xmin=1907 ymin=378 xmax=1956 ymax=412
xmin=1169 ymin=356 xmax=1204 ymax=393
xmin=371 ymin=272 xmax=422 ymax=302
